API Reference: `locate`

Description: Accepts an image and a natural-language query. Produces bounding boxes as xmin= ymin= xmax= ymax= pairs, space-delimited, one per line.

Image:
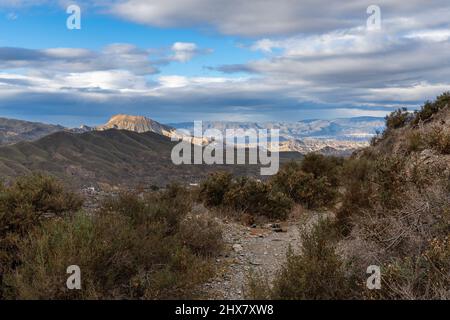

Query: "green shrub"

xmin=199 ymin=172 xmax=233 ymax=207
xmin=223 ymin=177 xmax=292 ymax=219
xmin=412 ymin=92 xmax=450 ymax=125
xmin=385 ymin=107 xmax=411 ymax=130
xmin=271 ymin=162 xmax=338 ymax=209
xmin=5 ymin=185 xmax=222 ymax=299
xmin=101 ymin=183 xmax=192 ymax=235
xmin=336 ymin=157 xmax=375 ymax=233
xmin=300 ymin=153 xmax=343 ymax=187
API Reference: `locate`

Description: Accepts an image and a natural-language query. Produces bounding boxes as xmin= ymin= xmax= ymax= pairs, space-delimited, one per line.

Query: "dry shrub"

xmin=343 ymin=184 xmax=450 ymax=299
xmin=406 ymin=131 xmax=425 ymax=153
xmin=178 ymin=214 xmax=223 ymax=257
xmin=247 ymin=218 xmax=359 ymax=300
xmin=0 ymin=173 xmax=82 ymax=298
xmin=427 ymin=126 xmax=450 ymax=155
xmin=4 ymin=184 xmax=223 ymax=299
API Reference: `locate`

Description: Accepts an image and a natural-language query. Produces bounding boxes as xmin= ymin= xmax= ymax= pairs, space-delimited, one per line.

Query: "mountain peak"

xmin=97 ymin=114 xmax=173 ymax=136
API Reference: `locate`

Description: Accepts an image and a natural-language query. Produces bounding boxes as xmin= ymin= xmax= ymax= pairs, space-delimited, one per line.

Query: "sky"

xmin=0 ymin=0 xmax=449 ymax=127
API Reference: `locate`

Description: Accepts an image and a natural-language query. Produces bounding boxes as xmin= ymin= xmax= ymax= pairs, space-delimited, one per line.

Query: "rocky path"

xmin=200 ymin=215 xmax=309 ymax=299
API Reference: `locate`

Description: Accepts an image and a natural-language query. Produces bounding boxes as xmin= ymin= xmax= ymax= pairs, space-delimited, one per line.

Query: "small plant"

xmin=271 ymin=161 xmax=338 ymax=209
xmin=0 ymin=173 xmax=83 ymax=298
xmin=406 ymin=131 xmax=425 ymax=152
xmin=247 ymin=219 xmax=358 ymax=300
xmin=385 ymin=107 xmax=411 ymax=130
xmin=4 ymin=185 xmax=223 ymax=299
xmin=427 ymin=127 xmax=450 ymax=155
xmin=199 ymin=172 xmax=233 ymax=207
xmin=412 ymin=92 xmax=450 ymax=125
xmin=223 ymin=177 xmax=292 ymax=219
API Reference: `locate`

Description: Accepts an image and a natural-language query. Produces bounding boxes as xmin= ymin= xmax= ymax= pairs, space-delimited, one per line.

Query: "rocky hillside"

xmin=0 ymin=117 xmax=64 ymax=145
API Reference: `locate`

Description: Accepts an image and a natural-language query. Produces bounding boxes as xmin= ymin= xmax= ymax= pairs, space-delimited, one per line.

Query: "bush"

xmin=199 ymin=172 xmax=233 ymax=207
xmin=271 ymin=161 xmax=338 ymax=209
xmin=300 ymin=153 xmax=343 ymax=187
xmin=224 ymin=177 xmax=292 ymax=219
xmin=385 ymin=107 xmax=411 ymax=130
xmin=178 ymin=214 xmax=223 ymax=257
xmin=4 ymin=185 xmax=223 ymax=299
xmin=247 ymin=219 xmax=358 ymax=299
xmin=101 ymin=183 xmax=192 ymax=235
xmin=406 ymin=131 xmax=425 ymax=152
xmin=336 ymin=157 xmax=375 ymax=233
xmin=412 ymin=92 xmax=450 ymax=125
xmin=367 ymin=236 xmax=450 ymax=299
xmin=0 ymin=173 xmax=82 ymax=298
xmin=427 ymin=127 xmax=450 ymax=155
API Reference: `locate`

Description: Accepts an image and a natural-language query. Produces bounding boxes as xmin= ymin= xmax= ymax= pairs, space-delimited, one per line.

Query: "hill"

xmin=0 ymin=117 xmax=64 ymax=145
xmin=0 ymin=129 xmax=301 ymax=188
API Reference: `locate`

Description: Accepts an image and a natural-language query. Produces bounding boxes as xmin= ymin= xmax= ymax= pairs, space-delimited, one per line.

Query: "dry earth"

xmin=199 ymin=208 xmax=325 ymax=299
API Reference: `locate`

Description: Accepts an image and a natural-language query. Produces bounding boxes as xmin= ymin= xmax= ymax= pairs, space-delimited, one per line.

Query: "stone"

xmin=232 ymin=244 xmax=243 ymax=252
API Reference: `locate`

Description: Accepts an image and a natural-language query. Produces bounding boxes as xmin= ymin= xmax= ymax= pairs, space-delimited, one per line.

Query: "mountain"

xmin=170 ymin=117 xmax=385 ymax=141
xmin=0 ymin=117 xmax=65 ymax=146
xmin=170 ymin=117 xmax=383 ymax=154
xmin=0 ymin=129 xmax=301 ymax=188
xmin=96 ymin=114 xmax=175 ymax=137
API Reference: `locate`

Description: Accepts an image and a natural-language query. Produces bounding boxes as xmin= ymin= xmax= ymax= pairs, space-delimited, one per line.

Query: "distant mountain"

xmin=96 ymin=114 xmax=175 ymax=137
xmin=169 ymin=117 xmax=384 ymax=154
xmin=0 ymin=117 xmax=65 ymax=146
xmin=0 ymin=115 xmax=384 ymax=155
xmin=169 ymin=117 xmax=385 ymax=141
xmin=0 ymin=129 xmax=301 ymax=188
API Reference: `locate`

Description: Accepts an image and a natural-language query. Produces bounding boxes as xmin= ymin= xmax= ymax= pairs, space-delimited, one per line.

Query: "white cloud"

xmin=108 ymin=0 xmax=450 ymax=37
xmin=171 ymin=42 xmax=198 ymax=62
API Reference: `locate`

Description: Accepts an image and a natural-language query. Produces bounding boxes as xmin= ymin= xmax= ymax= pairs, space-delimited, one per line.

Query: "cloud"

xmin=0 ymin=44 xmax=158 ymax=75
xmin=170 ymin=42 xmax=212 ymax=62
xmin=108 ymin=0 xmax=450 ymax=37
xmin=1 ymin=1 xmax=450 ymax=125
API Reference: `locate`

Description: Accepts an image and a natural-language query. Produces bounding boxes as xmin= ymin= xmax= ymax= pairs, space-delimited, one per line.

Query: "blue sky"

xmin=0 ymin=1 xmax=449 ymax=127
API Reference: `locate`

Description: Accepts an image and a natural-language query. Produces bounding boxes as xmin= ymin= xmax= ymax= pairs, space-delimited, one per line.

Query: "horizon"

xmin=0 ymin=113 xmax=386 ymax=129
xmin=1 ymin=1 xmax=449 ymax=126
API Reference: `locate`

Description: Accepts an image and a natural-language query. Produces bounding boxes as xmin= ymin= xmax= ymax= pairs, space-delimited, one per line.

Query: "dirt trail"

xmin=200 ymin=214 xmax=313 ymax=299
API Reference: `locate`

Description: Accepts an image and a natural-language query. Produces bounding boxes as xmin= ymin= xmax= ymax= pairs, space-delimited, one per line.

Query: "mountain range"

xmin=0 ymin=129 xmax=300 ymax=188
xmin=0 ymin=114 xmax=385 ymax=187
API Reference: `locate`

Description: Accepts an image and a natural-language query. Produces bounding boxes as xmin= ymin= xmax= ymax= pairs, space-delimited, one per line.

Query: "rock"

xmin=232 ymin=244 xmax=243 ymax=252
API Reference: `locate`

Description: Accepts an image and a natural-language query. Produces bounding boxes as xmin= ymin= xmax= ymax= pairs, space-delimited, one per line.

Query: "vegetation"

xmin=1 ymin=179 xmax=223 ymax=299
xmin=2 ymin=94 xmax=450 ymax=300
xmin=199 ymin=172 xmax=292 ymax=220
xmin=270 ymin=155 xmax=341 ymax=209
xmin=0 ymin=173 xmax=83 ymax=298
xmin=248 ymin=93 xmax=450 ymax=300
xmin=385 ymin=107 xmax=412 ymax=130
xmin=247 ymin=219 xmax=358 ymax=299
xmin=199 ymin=153 xmax=342 ymax=220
